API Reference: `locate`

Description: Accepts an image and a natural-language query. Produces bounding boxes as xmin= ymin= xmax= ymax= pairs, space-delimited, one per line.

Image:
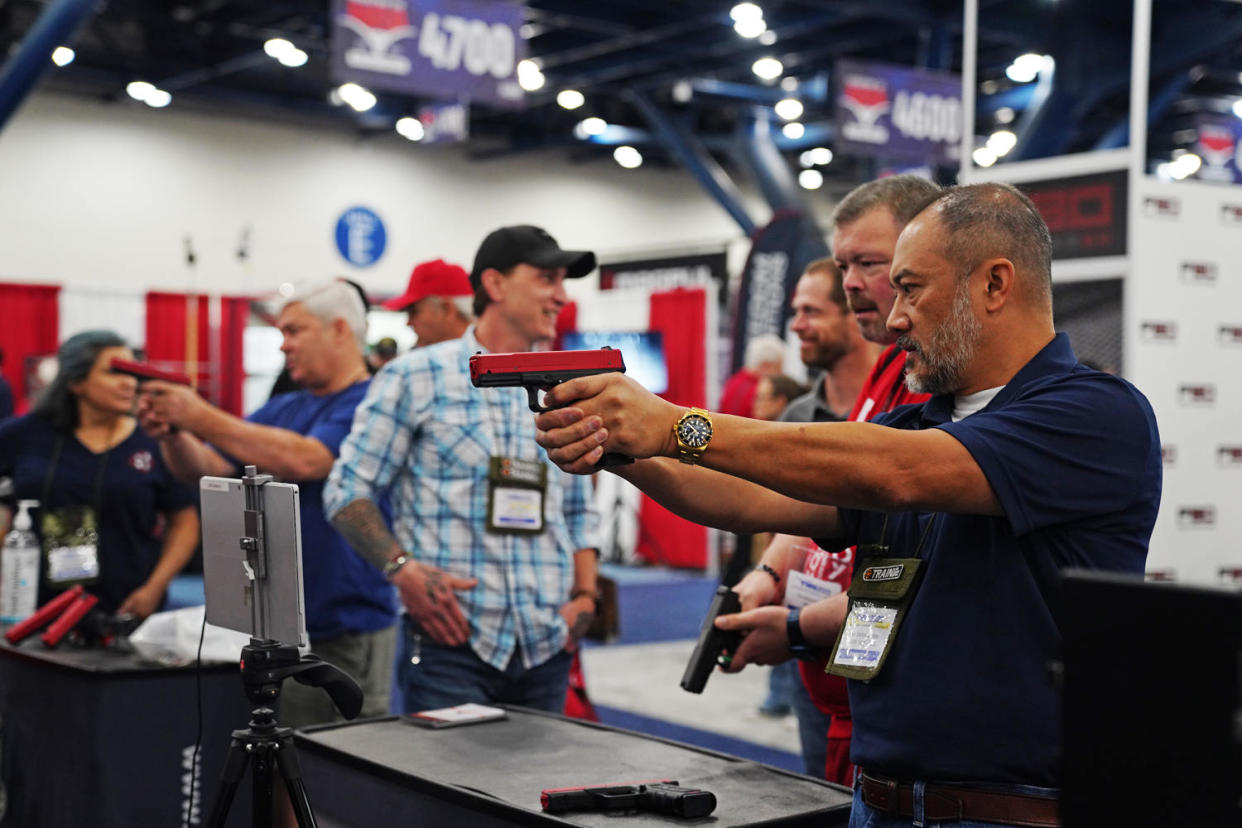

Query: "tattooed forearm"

xmin=331 ymin=499 xmax=405 ymax=571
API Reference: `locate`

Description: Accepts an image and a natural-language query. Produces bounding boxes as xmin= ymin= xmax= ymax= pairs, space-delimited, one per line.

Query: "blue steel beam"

xmin=732 ymin=107 xmax=804 ymax=215
xmin=1094 ymin=71 xmax=1194 ymax=151
xmin=625 ymin=89 xmax=756 ymax=235
xmin=0 ymin=0 xmax=98 ymax=133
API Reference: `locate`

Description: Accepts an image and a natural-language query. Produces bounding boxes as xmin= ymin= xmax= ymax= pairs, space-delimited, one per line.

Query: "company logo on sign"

xmin=1219 ymin=568 xmax=1242 ymax=585
xmin=1140 ymin=320 xmax=1177 ymax=342
xmin=1145 ymin=569 xmax=1177 ymax=582
xmin=1179 ymin=383 xmax=1216 ymax=406
xmin=1198 ymin=123 xmax=1236 ymax=171
xmin=1161 ymin=444 xmax=1177 ymax=466
xmin=1219 ymin=325 xmax=1242 ymax=345
xmin=839 ymin=74 xmax=890 ymax=144
xmin=862 ymin=564 xmax=904 ymax=582
xmin=1218 ymin=445 xmax=1242 ymax=466
xmin=1179 ymin=261 xmax=1218 ymax=284
xmin=334 ymin=206 xmax=387 ymax=267
xmin=340 ymin=0 xmax=415 ymax=74
xmin=1177 ymin=506 xmax=1216 ymax=529
xmin=1220 ymin=204 xmax=1242 ymax=225
xmin=1143 ymin=195 xmax=1180 ymax=218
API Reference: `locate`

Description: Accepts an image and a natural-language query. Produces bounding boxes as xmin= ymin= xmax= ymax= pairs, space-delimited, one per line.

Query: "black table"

xmin=0 ymin=636 xmax=254 ymax=827
xmin=295 ymin=707 xmax=853 ymax=827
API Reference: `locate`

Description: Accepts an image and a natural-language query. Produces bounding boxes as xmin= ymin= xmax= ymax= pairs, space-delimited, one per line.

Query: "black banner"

xmin=729 ymin=210 xmax=829 ymax=372
xmin=598 ymin=252 xmax=727 ymax=293
xmin=1019 ymin=169 xmax=1128 ymax=260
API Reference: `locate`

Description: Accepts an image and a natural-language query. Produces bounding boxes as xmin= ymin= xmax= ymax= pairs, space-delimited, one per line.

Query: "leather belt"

xmin=860 ymin=771 xmax=1060 ymax=827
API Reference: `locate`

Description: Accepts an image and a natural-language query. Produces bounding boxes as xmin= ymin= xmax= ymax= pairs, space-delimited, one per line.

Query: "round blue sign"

xmin=334 ymin=206 xmax=387 ymax=267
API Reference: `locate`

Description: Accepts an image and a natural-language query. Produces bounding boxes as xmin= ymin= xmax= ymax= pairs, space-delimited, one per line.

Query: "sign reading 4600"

xmin=418 ymin=11 xmax=515 ymax=78
xmin=891 ymin=91 xmax=961 ymax=145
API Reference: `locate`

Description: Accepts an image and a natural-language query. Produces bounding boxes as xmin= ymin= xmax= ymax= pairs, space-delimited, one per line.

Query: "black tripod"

xmin=206 ymin=639 xmax=362 ymax=828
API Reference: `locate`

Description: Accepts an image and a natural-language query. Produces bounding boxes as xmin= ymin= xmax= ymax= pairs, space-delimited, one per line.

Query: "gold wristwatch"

xmin=673 ymin=407 xmax=714 ymax=465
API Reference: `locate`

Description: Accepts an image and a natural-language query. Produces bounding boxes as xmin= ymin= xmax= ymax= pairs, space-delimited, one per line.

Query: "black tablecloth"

xmin=0 ymin=636 xmax=253 ymax=827
xmin=295 ymin=707 xmax=853 ymax=827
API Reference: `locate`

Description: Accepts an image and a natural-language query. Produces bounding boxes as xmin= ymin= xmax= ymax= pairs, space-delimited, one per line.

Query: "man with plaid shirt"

xmin=325 ymin=225 xmax=600 ymax=713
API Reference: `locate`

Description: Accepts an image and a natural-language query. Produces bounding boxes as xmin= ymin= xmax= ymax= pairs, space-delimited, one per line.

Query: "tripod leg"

xmin=206 ymin=735 xmax=251 ymax=828
xmin=253 ymin=745 xmax=277 ymax=828
xmin=275 ymin=738 xmax=317 ymax=828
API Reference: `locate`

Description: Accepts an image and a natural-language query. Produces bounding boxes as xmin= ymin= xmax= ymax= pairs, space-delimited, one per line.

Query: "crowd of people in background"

xmin=0 ymin=176 xmax=1163 ymax=828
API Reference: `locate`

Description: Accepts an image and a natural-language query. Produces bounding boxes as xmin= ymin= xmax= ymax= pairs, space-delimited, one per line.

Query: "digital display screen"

xmin=561 ymin=331 xmax=668 ymax=395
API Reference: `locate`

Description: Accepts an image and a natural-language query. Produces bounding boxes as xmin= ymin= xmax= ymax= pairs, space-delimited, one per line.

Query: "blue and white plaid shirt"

xmin=325 ymin=327 xmax=599 ymax=670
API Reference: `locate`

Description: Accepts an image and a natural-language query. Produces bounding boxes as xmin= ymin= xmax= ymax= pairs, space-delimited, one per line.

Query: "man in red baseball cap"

xmin=383 ymin=258 xmax=474 ymax=347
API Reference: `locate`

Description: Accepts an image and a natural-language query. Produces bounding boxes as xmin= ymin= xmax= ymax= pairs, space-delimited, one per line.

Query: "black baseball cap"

xmin=469 ymin=225 xmax=596 ymax=286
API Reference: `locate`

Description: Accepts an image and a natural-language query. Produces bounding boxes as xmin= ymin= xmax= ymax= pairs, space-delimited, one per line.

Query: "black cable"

xmin=182 ymin=608 xmax=208 ymax=828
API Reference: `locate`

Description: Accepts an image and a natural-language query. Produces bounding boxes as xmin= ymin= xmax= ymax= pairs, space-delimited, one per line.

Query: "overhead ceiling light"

xmin=995 ymin=106 xmax=1015 ymax=124
xmin=264 ymin=38 xmax=294 ymax=59
xmin=808 ymin=146 xmax=833 ymax=165
xmin=774 ymin=97 xmax=803 ymax=121
xmin=557 ymin=89 xmax=585 ymax=110
xmin=576 ymin=116 xmax=607 ymax=138
xmin=798 ymin=169 xmax=824 ymax=190
xmin=126 ymin=80 xmax=155 ymax=102
xmin=973 ymin=146 xmax=998 ymax=167
xmin=1005 ymin=53 xmax=1050 ymax=84
xmin=1233 ymin=98 xmax=1242 ymax=119
xmin=734 ymin=17 xmax=766 ymax=38
xmin=672 ymin=80 xmax=693 ymax=104
xmin=278 ymin=48 xmax=308 ymax=68
xmin=730 ymin=3 xmax=764 ymax=22
xmin=781 ymin=121 xmax=805 ymax=139
xmin=986 ymin=129 xmax=1018 ymax=156
xmin=780 ymin=76 xmax=798 ymax=92
xmin=613 ymin=145 xmax=643 ymax=169
xmin=517 ymin=59 xmax=545 ymax=92
xmin=51 ymin=46 xmax=75 ymax=67
xmin=758 ymin=30 xmax=777 ymax=46
xmin=145 ymin=89 xmax=172 ymax=108
xmin=336 ymin=82 xmax=377 ymax=112
xmin=1169 ymin=151 xmax=1201 ymax=179
xmin=395 ymin=116 xmax=425 ymax=141
xmin=752 ymin=56 xmax=783 ymax=81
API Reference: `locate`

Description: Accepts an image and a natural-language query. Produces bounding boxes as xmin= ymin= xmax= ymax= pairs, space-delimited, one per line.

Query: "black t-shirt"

xmin=0 ymin=414 xmax=197 ymax=612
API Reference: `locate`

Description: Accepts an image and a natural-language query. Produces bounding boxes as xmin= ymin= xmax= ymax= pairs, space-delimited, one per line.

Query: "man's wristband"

xmin=753 ymin=563 xmax=781 ymax=585
xmin=383 ymin=553 xmax=414 ymax=580
xmin=786 ymin=606 xmax=817 ymax=661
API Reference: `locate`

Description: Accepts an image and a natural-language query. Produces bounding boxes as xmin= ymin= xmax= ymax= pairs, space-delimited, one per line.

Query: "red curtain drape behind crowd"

xmin=145 ymin=291 xmax=210 ymax=389
xmin=217 ymin=296 xmax=251 ymax=416
xmin=0 ymin=283 xmax=61 ymax=415
xmin=637 ymin=287 xmax=709 ymax=568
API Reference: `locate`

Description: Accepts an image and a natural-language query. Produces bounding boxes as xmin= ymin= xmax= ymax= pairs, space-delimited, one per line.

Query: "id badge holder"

xmin=825 ymin=556 xmax=924 ymax=681
xmin=486 ymin=456 xmax=547 ymax=535
xmin=41 ymin=505 xmax=102 ymax=587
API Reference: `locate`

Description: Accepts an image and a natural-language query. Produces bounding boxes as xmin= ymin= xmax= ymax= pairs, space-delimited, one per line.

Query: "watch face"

xmin=678 ymin=414 xmax=712 ymax=449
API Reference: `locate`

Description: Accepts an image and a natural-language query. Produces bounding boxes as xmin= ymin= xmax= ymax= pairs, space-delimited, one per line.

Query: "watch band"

xmin=786 ymin=606 xmax=816 ymax=661
xmin=673 ymin=407 xmax=713 ymax=465
xmin=383 ymin=553 xmax=413 ymax=580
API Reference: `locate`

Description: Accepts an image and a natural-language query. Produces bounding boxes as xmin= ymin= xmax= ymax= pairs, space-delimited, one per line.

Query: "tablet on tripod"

xmin=200 ymin=472 xmax=307 ymax=647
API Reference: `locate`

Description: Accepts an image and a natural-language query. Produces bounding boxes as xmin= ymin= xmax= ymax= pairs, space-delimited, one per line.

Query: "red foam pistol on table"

xmin=4 ymin=585 xmax=100 ymax=648
xmin=109 ymin=358 xmax=192 ymax=386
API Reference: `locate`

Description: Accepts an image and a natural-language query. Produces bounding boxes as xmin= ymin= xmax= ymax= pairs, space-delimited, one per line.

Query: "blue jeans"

xmin=848 ymin=779 xmax=1059 ymax=828
xmin=396 ymin=616 xmax=572 ymax=714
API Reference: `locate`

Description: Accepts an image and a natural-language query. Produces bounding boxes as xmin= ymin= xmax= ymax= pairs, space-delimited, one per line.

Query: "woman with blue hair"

xmin=0 ymin=330 xmax=198 ymax=619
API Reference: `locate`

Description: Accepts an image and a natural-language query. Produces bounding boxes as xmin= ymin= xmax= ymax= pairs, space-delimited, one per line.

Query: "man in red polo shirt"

xmin=734 ymin=175 xmax=939 ymax=784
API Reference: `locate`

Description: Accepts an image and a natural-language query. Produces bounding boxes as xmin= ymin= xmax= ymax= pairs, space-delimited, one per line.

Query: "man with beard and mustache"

xmin=531 ymin=183 xmax=1161 ymax=828
xmin=737 ymin=177 xmax=937 ymax=784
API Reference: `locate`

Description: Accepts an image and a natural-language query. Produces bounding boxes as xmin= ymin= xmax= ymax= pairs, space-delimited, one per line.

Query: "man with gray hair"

xmin=138 ymin=278 xmax=397 ymax=728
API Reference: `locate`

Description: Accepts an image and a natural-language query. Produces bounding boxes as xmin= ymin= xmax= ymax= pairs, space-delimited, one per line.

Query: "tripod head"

xmin=240 ymin=639 xmax=363 ymax=720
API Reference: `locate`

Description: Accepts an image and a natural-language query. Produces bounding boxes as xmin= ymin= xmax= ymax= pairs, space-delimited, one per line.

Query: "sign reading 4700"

xmin=333 ymin=0 xmax=526 ymax=108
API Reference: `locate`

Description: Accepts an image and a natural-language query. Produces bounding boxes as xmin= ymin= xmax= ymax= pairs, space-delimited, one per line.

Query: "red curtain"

xmin=637 ymin=287 xmax=709 ymax=568
xmin=0 ymin=283 xmax=61 ymax=415
xmin=217 ymin=296 xmax=252 ymax=416
xmin=145 ymin=291 xmax=210 ymax=395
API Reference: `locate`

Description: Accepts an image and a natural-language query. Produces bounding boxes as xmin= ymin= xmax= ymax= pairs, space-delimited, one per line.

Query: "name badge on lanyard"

xmin=487 ymin=456 xmax=547 ymax=535
xmin=42 ymin=505 xmax=102 ymax=586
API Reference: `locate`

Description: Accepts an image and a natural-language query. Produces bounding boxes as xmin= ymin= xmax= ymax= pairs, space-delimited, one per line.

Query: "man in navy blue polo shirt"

xmin=531 ymin=182 xmax=1160 ymax=828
